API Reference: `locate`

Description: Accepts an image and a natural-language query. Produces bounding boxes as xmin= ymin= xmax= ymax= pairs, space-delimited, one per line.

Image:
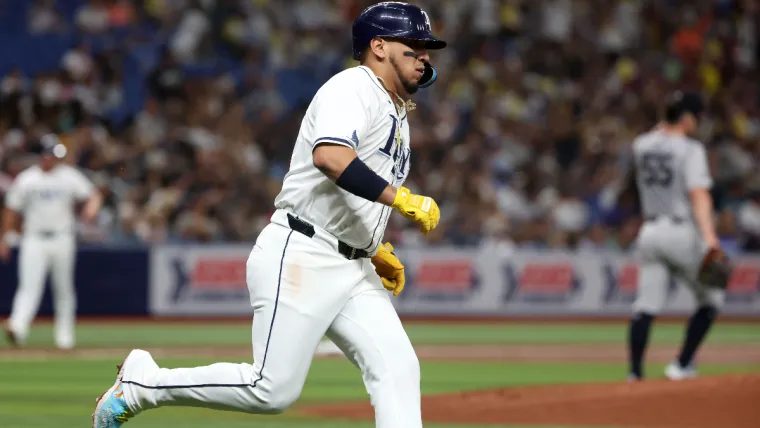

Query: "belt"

xmin=286 ymin=213 xmax=369 ymax=260
xmin=645 ymin=215 xmax=686 ymax=224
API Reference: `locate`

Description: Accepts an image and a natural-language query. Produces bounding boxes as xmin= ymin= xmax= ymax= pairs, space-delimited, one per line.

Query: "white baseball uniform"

xmin=631 ymin=129 xmax=725 ymax=314
xmin=5 ymin=163 xmax=95 ymax=349
xmin=121 ymin=66 xmax=421 ymax=427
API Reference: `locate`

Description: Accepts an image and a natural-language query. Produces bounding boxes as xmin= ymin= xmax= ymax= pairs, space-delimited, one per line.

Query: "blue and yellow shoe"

xmin=92 ymin=354 xmax=137 ymax=427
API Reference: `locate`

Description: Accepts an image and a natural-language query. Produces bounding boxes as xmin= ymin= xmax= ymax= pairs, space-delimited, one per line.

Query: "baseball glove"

xmin=697 ymin=248 xmax=732 ymax=289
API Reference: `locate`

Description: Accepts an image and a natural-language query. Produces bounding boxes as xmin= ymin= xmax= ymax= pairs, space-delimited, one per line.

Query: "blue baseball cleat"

xmin=92 ymin=352 xmax=138 ymax=427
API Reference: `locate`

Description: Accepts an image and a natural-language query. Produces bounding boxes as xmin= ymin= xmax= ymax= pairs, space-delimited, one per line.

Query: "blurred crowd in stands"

xmin=0 ymin=0 xmax=759 ymax=253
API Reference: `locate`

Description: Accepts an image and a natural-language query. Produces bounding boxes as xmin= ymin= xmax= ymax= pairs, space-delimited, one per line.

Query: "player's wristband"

xmin=335 ymin=157 xmax=389 ymax=202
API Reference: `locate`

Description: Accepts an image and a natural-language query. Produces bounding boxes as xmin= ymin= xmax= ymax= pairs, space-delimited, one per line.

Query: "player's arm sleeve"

xmin=311 ymin=82 xmax=371 ymax=150
xmin=72 ymin=169 xmax=96 ymax=200
xmin=684 ymin=145 xmax=713 ymax=190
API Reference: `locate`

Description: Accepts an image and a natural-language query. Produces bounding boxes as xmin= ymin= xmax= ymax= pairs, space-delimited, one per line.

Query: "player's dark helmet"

xmin=664 ymin=91 xmax=703 ymax=123
xmin=352 ymin=1 xmax=447 ymax=88
xmin=38 ymin=133 xmax=66 ymax=159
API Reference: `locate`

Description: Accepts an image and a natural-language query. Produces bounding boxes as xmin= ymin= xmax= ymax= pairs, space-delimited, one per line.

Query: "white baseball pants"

xmin=7 ymin=233 xmax=77 ymax=349
xmin=121 ymin=213 xmax=421 ymax=427
xmin=633 ymin=217 xmax=725 ymax=314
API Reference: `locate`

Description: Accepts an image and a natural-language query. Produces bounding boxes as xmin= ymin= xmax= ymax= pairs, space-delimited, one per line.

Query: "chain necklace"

xmin=376 ymin=76 xmax=417 ymax=113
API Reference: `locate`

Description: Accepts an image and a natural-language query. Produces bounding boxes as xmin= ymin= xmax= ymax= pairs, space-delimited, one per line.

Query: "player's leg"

xmin=629 ymin=254 xmax=670 ymax=380
xmin=325 ymin=265 xmax=421 ymax=428
xmin=114 ymin=224 xmax=357 ymax=416
xmin=661 ymin=226 xmax=722 ymax=379
xmin=673 ymin=286 xmax=723 ymax=372
xmin=6 ymin=237 xmax=50 ymax=345
xmin=667 ymin=303 xmax=720 ymax=380
xmin=48 ymin=236 xmax=77 ymax=349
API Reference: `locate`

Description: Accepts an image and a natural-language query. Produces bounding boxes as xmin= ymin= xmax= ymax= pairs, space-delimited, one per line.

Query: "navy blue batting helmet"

xmin=352 ymin=2 xmax=447 ymax=88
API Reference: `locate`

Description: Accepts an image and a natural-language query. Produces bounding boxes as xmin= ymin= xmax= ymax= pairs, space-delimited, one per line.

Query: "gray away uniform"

xmin=631 ymin=130 xmax=724 ymax=314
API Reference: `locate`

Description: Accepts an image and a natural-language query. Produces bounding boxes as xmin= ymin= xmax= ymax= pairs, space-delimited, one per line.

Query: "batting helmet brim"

xmin=388 ymin=35 xmax=447 ymax=51
xmin=351 ymin=35 xmax=447 ymax=61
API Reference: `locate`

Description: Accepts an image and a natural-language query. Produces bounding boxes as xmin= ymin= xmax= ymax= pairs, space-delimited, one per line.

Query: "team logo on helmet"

xmin=418 ymin=11 xmax=431 ymax=32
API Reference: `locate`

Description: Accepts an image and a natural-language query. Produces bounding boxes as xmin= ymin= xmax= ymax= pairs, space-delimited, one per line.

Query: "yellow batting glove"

xmin=391 ymin=186 xmax=440 ymax=235
xmin=371 ymin=242 xmax=406 ymax=296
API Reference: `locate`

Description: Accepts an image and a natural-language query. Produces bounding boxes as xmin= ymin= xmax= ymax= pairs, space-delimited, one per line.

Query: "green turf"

xmin=1 ymin=321 xmax=758 ymax=428
xmin=3 ymin=321 xmax=758 ymax=349
xmin=1 ymin=356 xmax=756 ymax=428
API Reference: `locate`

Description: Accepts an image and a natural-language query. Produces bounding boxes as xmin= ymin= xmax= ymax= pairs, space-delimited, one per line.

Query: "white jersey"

xmin=632 ymin=129 xmax=712 ymax=220
xmin=5 ymin=164 xmax=95 ymax=234
xmin=274 ymin=66 xmax=411 ymax=253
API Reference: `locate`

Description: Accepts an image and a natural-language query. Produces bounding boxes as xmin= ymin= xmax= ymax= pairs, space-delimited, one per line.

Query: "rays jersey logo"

xmin=376 ymin=116 xmax=410 ymax=186
xmin=393 ymin=147 xmax=410 ymax=183
xmin=391 ymin=126 xmax=410 ymax=183
xmin=36 ymin=188 xmax=63 ymax=200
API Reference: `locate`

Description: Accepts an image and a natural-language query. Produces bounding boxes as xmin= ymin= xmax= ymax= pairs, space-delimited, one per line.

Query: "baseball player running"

xmin=625 ymin=92 xmax=728 ymax=381
xmin=93 ymin=3 xmax=444 ymax=427
xmin=2 ymin=134 xmax=102 ymax=350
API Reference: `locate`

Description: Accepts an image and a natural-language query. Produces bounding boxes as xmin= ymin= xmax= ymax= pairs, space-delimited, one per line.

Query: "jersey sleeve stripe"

xmin=313 ymin=137 xmax=356 ymax=149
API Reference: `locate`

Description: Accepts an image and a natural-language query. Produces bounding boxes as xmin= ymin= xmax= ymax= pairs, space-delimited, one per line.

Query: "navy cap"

xmin=39 ymin=134 xmax=66 ymax=158
xmin=664 ymin=91 xmax=703 ymax=122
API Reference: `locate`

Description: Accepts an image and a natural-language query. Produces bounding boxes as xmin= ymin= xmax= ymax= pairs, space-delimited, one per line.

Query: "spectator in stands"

xmin=147 ymin=50 xmax=186 ymax=103
xmin=552 ymin=181 xmax=591 ymax=248
xmin=75 ymin=0 xmax=111 ymax=34
xmin=61 ymin=41 xmax=94 ymax=83
xmin=28 ymin=0 xmax=66 ymax=35
xmin=0 ymin=68 xmax=30 ymax=130
xmin=716 ymin=209 xmax=742 ymax=256
xmin=577 ymin=223 xmax=613 ymax=251
xmin=738 ymin=184 xmax=760 ymax=251
xmin=0 ymin=0 xmax=757 ymax=251
xmin=169 ymin=1 xmax=212 ymax=64
xmin=107 ymin=0 xmax=135 ymax=28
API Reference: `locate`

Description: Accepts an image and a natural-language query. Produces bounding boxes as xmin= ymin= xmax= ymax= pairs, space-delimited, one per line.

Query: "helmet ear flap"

xmin=419 ymin=62 xmax=438 ymax=88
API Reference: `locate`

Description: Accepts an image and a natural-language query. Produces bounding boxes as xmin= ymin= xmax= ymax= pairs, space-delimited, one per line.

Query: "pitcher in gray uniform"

xmin=626 ymin=91 xmax=723 ymax=381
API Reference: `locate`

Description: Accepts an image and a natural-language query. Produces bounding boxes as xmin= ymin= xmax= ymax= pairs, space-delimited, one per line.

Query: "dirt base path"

xmin=303 ymin=373 xmax=760 ymax=428
xmin=298 ymin=342 xmax=760 ymax=428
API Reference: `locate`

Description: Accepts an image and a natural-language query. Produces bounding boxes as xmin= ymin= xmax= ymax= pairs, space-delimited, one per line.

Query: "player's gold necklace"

xmin=376 ymin=77 xmax=416 ymax=113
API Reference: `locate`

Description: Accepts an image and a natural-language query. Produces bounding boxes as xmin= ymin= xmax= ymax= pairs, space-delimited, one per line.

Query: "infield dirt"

xmin=302 ymin=342 xmax=760 ymax=428
xmin=303 ymin=373 xmax=760 ymax=428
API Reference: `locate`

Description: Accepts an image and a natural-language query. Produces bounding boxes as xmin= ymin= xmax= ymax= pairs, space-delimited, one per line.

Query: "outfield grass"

xmin=0 ymin=321 xmax=757 ymax=428
xmin=3 ymin=321 xmax=758 ymax=349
